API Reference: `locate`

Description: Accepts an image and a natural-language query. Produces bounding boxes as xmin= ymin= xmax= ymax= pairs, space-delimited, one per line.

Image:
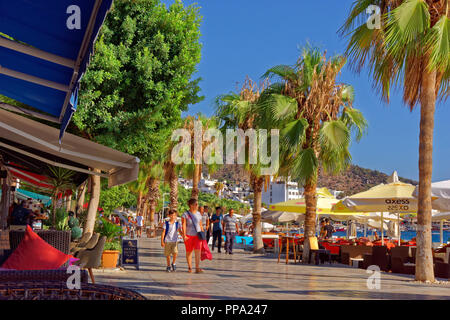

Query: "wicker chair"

xmin=73 ymin=236 xmax=106 ymax=284
xmin=9 ymin=230 xmax=71 ymax=254
xmin=0 ymin=281 xmax=146 ymax=300
xmin=0 ymin=269 xmax=89 ymax=283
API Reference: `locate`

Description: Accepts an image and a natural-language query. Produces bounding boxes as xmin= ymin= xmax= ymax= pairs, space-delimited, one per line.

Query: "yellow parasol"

xmin=269 ymin=187 xmax=366 ymax=218
xmin=332 ymin=171 xmax=423 ymax=244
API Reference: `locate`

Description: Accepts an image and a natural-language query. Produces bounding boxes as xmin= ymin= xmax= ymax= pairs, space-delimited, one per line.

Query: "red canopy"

xmin=8 ymin=165 xmax=53 ymax=190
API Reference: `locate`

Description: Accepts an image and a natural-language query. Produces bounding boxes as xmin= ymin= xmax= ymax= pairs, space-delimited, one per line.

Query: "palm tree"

xmin=182 ymin=115 xmax=219 ymax=201
xmin=214 ymin=181 xmax=225 ymax=198
xmin=128 ymin=165 xmax=151 ymax=217
xmin=340 ymin=0 xmax=449 ymax=282
xmin=164 ymin=142 xmax=181 ymax=212
xmin=47 ymin=166 xmax=75 ymax=227
xmin=261 ymin=46 xmax=367 ymax=261
xmin=141 ymin=161 xmax=164 ymax=237
xmin=216 ymin=77 xmax=273 ymax=253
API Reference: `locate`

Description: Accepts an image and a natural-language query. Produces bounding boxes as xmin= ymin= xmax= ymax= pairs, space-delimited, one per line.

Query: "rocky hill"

xmin=317 ymin=165 xmax=417 ymax=197
xmin=208 ymin=164 xmax=417 ymax=197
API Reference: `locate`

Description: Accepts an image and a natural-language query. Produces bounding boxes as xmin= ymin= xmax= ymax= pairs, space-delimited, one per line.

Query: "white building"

xmin=262 ymin=178 xmax=303 ymax=205
xmin=261 ymin=177 xmax=343 ymax=205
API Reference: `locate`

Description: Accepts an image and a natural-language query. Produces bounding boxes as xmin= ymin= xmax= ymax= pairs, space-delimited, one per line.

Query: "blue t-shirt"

xmin=210 ymin=214 xmax=223 ymax=232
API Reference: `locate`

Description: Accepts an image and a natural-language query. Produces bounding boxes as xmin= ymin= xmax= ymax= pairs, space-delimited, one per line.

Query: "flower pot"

xmin=101 ymin=250 xmax=119 ymax=268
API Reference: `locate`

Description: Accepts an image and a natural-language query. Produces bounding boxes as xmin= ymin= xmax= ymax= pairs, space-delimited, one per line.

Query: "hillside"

xmin=317 ymin=165 xmax=417 ymax=197
xmin=208 ymin=164 xmax=417 ymax=197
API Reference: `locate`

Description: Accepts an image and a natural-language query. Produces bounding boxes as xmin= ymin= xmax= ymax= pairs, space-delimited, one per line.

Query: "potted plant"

xmin=95 ymin=217 xmax=123 ymax=268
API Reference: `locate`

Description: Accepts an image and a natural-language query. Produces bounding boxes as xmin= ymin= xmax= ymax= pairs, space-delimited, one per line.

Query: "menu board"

xmin=121 ymin=239 xmax=139 ymax=269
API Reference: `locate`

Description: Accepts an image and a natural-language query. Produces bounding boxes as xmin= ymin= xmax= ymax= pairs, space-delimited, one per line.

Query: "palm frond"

xmin=280 ymin=119 xmax=308 ymax=150
xmin=319 ymin=120 xmax=351 ymax=151
xmin=425 ymin=15 xmax=450 ymax=73
xmin=262 ymin=65 xmax=297 ymax=81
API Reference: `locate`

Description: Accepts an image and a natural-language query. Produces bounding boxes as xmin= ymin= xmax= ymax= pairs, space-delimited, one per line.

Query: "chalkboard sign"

xmin=121 ymin=238 xmax=139 ymax=270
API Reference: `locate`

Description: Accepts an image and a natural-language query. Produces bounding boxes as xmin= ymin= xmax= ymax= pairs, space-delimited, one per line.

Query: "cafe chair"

xmin=73 ymin=236 xmax=106 ymax=284
xmin=71 ymin=233 xmax=99 ymax=257
xmin=308 ymin=237 xmax=331 ymax=265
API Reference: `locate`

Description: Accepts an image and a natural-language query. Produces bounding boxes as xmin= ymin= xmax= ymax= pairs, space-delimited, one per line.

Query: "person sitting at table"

xmin=319 ymin=220 xmax=326 ymax=239
xmin=373 ymin=230 xmax=379 ymax=241
xmin=11 ymin=200 xmax=34 ymax=226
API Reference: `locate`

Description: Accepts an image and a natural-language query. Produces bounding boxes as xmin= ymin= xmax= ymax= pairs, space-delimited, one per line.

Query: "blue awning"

xmin=0 ymin=0 xmax=113 ymax=142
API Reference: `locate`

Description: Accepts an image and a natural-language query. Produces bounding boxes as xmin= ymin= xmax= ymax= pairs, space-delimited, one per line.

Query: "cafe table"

xmin=277 ymin=235 xmax=299 ymax=264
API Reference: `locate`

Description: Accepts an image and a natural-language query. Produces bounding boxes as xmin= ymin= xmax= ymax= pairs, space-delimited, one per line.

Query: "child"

xmin=161 ymin=210 xmax=184 ymax=272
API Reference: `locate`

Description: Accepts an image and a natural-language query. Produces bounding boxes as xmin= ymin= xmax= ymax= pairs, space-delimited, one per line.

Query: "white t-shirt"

xmin=163 ymin=221 xmax=180 ymax=243
xmin=136 ymin=215 xmax=144 ymax=227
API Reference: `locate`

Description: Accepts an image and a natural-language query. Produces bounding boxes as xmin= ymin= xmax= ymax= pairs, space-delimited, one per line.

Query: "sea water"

xmin=236 ymin=231 xmax=450 ymax=248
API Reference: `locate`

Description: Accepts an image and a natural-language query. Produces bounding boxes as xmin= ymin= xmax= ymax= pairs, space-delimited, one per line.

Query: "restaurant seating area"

xmin=267 ymin=232 xmax=450 ymax=279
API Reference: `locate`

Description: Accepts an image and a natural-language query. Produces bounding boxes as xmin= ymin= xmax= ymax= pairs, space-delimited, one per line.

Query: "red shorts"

xmin=185 ymin=235 xmax=201 ymax=252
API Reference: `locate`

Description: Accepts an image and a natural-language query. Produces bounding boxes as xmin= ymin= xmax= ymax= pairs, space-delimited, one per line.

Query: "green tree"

xmin=261 ymin=46 xmax=367 ymax=261
xmin=340 ymin=0 xmax=449 ymax=281
xmin=72 ymin=0 xmax=203 ymax=234
xmin=216 ymin=77 xmax=273 ymax=253
xmin=73 ymin=0 xmax=203 ymax=161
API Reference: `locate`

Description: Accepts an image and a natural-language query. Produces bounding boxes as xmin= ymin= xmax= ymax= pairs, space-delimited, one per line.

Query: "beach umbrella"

xmin=332 ymin=171 xmax=413 ymax=244
xmin=261 ymin=222 xmax=274 ymax=231
xmin=413 ymin=180 xmax=450 ymax=211
xmin=269 ymin=188 xmax=364 ymax=218
xmin=261 ymin=210 xmax=301 ymax=223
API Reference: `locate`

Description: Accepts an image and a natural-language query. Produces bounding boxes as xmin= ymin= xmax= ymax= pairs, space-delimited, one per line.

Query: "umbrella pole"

xmin=397 ymin=212 xmax=401 ymax=246
xmin=440 ymin=220 xmax=444 ymax=245
xmin=364 ymin=223 xmax=367 ymax=238
xmin=381 ymin=212 xmax=384 ymax=246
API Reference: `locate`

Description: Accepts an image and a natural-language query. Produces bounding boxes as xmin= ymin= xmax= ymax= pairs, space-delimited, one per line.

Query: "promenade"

xmin=95 ymin=238 xmax=450 ymax=300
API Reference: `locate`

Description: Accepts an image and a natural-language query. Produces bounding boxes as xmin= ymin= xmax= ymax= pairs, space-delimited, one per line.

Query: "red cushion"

xmin=1 ymin=226 xmax=72 ymax=270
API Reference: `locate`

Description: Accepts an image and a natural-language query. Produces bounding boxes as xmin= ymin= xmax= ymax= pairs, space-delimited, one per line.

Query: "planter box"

xmin=101 ymin=250 xmax=119 ymax=268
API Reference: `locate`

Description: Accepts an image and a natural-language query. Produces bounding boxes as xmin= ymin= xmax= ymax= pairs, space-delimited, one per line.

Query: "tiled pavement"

xmin=94 ymin=238 xmax=450 ymax=300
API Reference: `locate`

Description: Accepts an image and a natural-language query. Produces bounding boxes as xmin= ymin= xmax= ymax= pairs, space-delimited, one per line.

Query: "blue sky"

xmin=165 ymin=0 xmax=449 ymax=182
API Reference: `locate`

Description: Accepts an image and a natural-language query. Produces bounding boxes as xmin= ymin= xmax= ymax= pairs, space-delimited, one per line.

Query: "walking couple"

xmin=161 ymin=198 xmax=212 ymax=273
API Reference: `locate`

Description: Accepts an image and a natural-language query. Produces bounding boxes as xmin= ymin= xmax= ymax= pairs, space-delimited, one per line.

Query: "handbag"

xmin=187 ymin=211 xmax=206 ymax=240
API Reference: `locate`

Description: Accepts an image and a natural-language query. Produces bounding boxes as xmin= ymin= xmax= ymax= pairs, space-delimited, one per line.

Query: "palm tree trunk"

xmin=136 ymin=191 xmax=143 ymax=216
xmin=415 ymin=67 xmax=436 ymax=282
xmin=191 ymin=164 xmax=200 ymax=200
xmin=169 ymin=167 xmax=179 ymax=212
xmin=83 ymin=169 xmax=101 ymax=236
xmin=251 ymin=175 xmax=265 ymax=254
xmin=76 ymin=181 xmax=86 ymax=213
xmin=148 ymin=178 xmax=160 ymax=237
xmin=302 ymin=178 xmax=318 ymax=263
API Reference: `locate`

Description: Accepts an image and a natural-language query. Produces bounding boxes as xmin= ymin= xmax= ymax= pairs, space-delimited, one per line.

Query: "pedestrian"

xmin=222 ymin=208 xmax=239 ymax=255
xmin=161 ymin=210 xmax=184 ymax=272
xmin=324 ymin=218 xmax=335 ymax=239
xmin=204 ymin=206 xmax=212 ymax=243
xmin=199 ymin=206 xmax=210 ymax=243
xmin=127 ymin=215 xmax=136 ymax=238
xmin=136 ymin=213 xmax=144 ymax=238
xmin=210 ymin=207 xmax=223 ymax=252
xmin=181 ymin=198 xmax=205 ymax=273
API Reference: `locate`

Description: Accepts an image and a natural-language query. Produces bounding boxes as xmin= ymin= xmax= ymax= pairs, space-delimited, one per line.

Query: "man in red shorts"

xmin=182 ymin=198 xmax=205 ymax=273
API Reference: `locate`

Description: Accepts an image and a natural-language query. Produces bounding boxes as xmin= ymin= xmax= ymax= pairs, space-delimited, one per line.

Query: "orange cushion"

xmin=1 ymin=225 xmax=72 ymax=270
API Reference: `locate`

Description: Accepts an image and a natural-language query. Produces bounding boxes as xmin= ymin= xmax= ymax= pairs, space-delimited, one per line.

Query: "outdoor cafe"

xmin=0 ymin=0 xmax=145 ymax=299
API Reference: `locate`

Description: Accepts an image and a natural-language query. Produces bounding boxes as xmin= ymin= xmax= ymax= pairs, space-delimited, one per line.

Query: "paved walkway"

xmin=94 ymin=238 xmax=450 ymax=300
